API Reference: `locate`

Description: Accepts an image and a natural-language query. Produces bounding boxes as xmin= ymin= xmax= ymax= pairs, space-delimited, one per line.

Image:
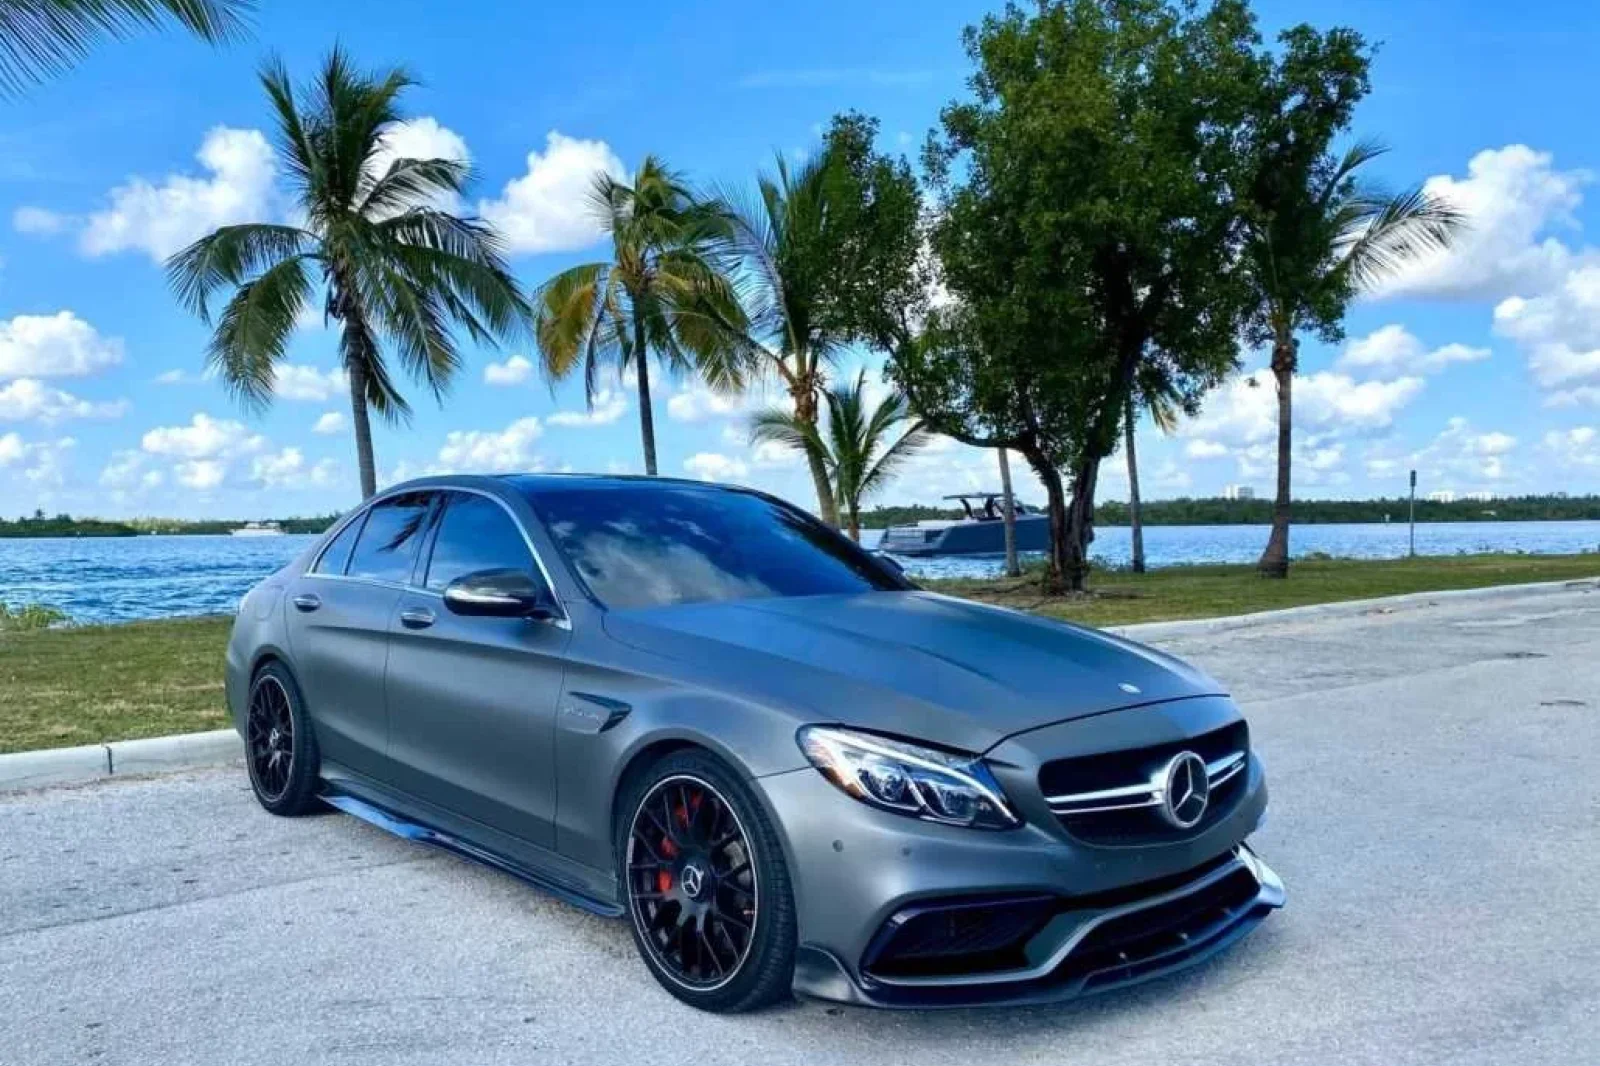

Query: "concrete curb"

xmin=0 ymin=730 xmax=240 ymax=795
xmin=2 ymin=575 xmax=1596 ymax=794
xmin=1109 ymin=575 xmax=1599 ymax=641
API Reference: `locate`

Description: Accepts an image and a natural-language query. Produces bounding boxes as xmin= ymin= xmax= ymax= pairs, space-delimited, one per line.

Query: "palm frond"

xmin=165 ymin=223 xmax=315 ymax=320
xmin=204 ymin=253 xmax=313 ymax=409
xmin=0 ymin=0 xmax=252 ymax=94
xmin=1338 ymin=185 xmax=1466 ymax=291
xmin=359 ymin=156 xmax=470 ymax=219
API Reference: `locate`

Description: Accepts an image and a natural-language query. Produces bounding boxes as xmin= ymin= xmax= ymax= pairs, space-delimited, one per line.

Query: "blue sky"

xmin=2 ymin=0 xmax=1599 ymax=519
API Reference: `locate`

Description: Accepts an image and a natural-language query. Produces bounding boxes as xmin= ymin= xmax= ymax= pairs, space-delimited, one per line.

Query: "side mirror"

xmin=442 ymin=568 xmax=557 ymax=620
xmin=872 ymin=551 xmax=906 ymax=578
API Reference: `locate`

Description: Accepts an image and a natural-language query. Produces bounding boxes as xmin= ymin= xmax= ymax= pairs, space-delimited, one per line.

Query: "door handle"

xmin=399 ymin=608 xmax=436 ymax=630
xmin=292 ymin=594 xmax=321 ymax=612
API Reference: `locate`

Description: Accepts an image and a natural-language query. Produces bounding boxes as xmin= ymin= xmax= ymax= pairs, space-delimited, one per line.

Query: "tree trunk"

xmin=791 ymin=378 xmax=837 ymax=526
xmin=997 ymin=447 xmax=1020 ymax=577
xmin=1257 ymin=333 xmax=1297 ymax=578
xmin=1018 ymin=445 xmax=1068 ymax=592
xmin=347 ymin=361 xmax=377 ymax=499
xmin=1125 ymin=395 xmax=1145 ymax=574
xmin=847 ymin=504 xmax=861 ymax=543
xmin=1062 ymin=454 xmax=1101 ymax=593
xmin=632 ymin=318 xmax=658 ymax=476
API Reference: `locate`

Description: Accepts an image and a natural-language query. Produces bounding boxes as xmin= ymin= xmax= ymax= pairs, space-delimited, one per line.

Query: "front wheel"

xmin=244 ymin=662 xmax=321 ymax=816
xmin=618 ymin=750 xmax=797 ymax=1012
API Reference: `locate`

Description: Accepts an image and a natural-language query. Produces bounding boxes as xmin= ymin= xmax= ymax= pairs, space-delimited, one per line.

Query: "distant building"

xmin=1222 ymin=484 xmax=1255 ymax=501
xmin=1463 ymin=491 xmax=1495 ymax=503
xmin=1426 ymin=490 xmax=1457 ymax=503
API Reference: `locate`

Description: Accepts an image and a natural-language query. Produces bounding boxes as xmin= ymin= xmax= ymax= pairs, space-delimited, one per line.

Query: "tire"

xmin=244 ymin=661 xmax=322 ymax=817
xmin=617 ymin=749 xmax=797 ymax=1012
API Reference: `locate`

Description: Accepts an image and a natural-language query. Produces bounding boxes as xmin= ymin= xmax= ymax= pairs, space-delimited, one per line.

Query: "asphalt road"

xmin=4 ymin=584 xmax=1599 ymax=1066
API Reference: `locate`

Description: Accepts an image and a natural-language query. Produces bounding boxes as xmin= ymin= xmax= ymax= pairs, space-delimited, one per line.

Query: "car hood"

xmin=601 ymin=591 xmax=1226 ymax=753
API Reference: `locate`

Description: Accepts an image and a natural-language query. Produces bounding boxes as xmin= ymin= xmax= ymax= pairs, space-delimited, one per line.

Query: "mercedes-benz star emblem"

xmin=1159 ymin=751 xmax=1210 ymax=830
xmin=680 ymin=864 xmax=705 ymax=900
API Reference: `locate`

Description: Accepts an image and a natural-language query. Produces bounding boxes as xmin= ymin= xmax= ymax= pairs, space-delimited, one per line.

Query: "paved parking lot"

xmin=3 ymin=583 xmax=1598 ymax=1066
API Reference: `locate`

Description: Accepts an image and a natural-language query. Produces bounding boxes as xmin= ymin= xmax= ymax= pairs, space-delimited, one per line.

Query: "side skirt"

xmin=321 ymin=790 xmax=624 ymax=919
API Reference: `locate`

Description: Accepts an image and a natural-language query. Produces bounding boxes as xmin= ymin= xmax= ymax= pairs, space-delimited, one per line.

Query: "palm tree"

xmin=752 ymin=371 xmax=929 ymax=541
xmin=1245 ymin=140 xmax=1462 ymax=577
xmin=167 ymin=49 xmax=529 ymax=498
xmin=0 ymin=0 xmax=250 ymax=93
xmin=715 ymin=153 xmax=848 ymax=525
xmin=534 ymin=157 xmax=748 ymax=476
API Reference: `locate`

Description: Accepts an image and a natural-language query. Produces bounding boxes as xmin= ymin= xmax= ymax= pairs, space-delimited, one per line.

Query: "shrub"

xmin=0 ymin=603 xmax=69 ymax=632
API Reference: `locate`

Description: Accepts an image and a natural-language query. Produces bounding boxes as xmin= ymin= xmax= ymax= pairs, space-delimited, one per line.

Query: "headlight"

xmin=797 ymin=726 xmax=1019 ymax=830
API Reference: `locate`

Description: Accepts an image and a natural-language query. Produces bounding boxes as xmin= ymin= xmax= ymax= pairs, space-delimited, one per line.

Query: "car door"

xmin=383 ymin=489 xmax=570 ymax=849
xmin=284 ymin=490 xmax=436 ymax=781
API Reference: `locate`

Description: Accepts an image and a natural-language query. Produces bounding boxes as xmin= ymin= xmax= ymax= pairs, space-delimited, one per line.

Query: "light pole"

xmin=1408 ymin=469 xmax=1417 ymax=558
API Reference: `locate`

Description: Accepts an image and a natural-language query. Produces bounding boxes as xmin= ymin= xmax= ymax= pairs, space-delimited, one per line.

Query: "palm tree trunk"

xmin=791 ymin=378 xmax=837 ymax=527
xmin=1125 ymin=395 xmax=1145 ymax=574
xmin=997 ymin=448 xmax=1020 ymax=577
xmin=847 ymin=503 xmax=861 ymax=543
xmin=347 ymin=361 xmax=377 ymax=499
xmin=1257 ymin=333 xmax=1297 ymax=578
xmin=632 ymin=318 xmax=658 ymax=476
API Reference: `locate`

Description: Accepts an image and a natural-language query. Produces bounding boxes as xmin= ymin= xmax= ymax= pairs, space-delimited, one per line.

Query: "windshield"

xmin=519 ymin=480 xmax=904 ymax=609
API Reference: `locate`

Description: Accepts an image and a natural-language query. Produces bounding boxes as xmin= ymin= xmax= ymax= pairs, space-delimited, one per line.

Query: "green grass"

xmin=0 ymin=615 xmax=232 ymax=754
xmin=1 ymin=553 xmax=1596 ymax=754
xmin=926 ymin=552 xmax=1600 ymax=628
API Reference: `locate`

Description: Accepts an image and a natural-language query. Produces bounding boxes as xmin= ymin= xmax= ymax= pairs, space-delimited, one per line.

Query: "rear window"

xmin=522 ymin=482 xmax=899 ymax=609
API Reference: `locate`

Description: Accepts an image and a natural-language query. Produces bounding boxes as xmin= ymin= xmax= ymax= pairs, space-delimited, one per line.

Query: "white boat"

xmin=230 ymin=521 xmax=286 ymax=537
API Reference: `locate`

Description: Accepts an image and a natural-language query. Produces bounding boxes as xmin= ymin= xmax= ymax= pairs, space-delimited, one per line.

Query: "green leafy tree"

xmin=0 ymin=0 xmax=250 ymax=93
xmin=907 ymin=0 xmax=1266 ymax=591
xmin=534 ymin=157 xmax=747 ymax=476
xmin=715 ymin=113 xmax=922 ymax=525
xmin=1242 ymin=29 xmax=1463 ymax=577
xmin=168 ymin=50 xmax=530 ymax=498
xmin=751 ymin=371 xmax=930 ymax=541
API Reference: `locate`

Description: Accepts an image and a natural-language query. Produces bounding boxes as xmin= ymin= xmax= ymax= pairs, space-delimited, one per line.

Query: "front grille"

xmin=1040 ymin=721 xmax=1249 ymax=846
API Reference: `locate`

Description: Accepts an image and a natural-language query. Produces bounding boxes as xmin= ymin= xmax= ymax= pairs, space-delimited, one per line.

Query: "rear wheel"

xmin=245 ymin=662 xmax=321 ymax=816
xmin=618 ymin=750 xmax=796 ymax=1012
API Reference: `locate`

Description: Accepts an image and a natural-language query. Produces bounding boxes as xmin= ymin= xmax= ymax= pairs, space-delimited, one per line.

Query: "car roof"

xmin=370 ymin=472 xmax=757 ymax=498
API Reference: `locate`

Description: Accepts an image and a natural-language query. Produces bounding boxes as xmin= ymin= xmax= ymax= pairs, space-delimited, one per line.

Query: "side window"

xmin=312 ymin=512 xmax=365 ymax=575
xmin=347 ymin=492 xmax=434 ymax=583
xmin=425 ymin=493 xmax=539 ymax=591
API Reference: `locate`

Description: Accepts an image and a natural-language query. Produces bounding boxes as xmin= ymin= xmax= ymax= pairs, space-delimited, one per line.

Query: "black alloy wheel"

xmin=620 ymin=751 xmax=796 ymax=1011
xmin=245 ymin=662 xmax=321 ymax=816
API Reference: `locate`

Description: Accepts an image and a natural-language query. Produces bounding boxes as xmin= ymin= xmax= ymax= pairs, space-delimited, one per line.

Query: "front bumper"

xmin=755 ymin=752 xmax=1282 ymax=1008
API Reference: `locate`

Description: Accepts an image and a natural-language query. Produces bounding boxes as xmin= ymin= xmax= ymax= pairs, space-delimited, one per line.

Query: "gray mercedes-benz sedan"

xmin=226 ymin=473 xmax=1283 ymax=1012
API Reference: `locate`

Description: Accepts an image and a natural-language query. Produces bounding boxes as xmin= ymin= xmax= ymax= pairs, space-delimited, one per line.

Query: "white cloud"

xmin=71 ymin=127 xmax=277 ymax=261
xmin=271 ymin=364 xmax=346 ymax=403
xmin=1543 ymin=426 xmax=1599 ymax=468
xmin=0 ymin=435 xmax=76 ymax=485
xmin=684 ymin=452 xmax=750 ymax=483
xmin=1336 ymin=324 xmax=1489 ymax=377
xmin=100 ymin=449 xmax=163 ymax=490
xmin=483 ymin=354 xmax=535 ymax=386
xmin=478 ymin=132 xmax=627 ymax=255
xmin=0 ymin=431 xmax=23 ymax=465
xmin=435 ymin=417 xmax=544 ymax=472
xmin=12 ymin=206 xmax=65 ymax=234
xmin=1493 ymin=264 xmax=1600 ymax=406
xmin=175 ymin=459 xmax=225 ymax=490
xmin=141 ymin=413 xmax=265 ymax=459
xmin=1373 ymin=145 xmax=1591 ymax=302
xmin=251 ymin=447 xmax=338 ymax=489
xmin=1183 ymin=370 xmax=1425 ymax=448
xmin=312 ymin=410 xmax=344 ymax=435
xmin=0 ymin=379 xmax=126 ymax=422
xmin=667 ymin=384 xmax=757 ymax=422
xmin=0 ymin=312 xmax=124 ymax=379
xmin=548 ymin=389 xmax=627 ymax=427
xmin=1407 ymin=417 xmax=1521 ymax=487
xmin=153 ymin=368 xmax=207 ymax=385
xmin=1185 ymin=439 xmax=1230 ymax=460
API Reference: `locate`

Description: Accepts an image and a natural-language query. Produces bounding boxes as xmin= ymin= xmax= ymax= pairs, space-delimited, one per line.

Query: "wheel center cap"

xmin=680 ymin=862 xmax=707 ymax=900
xmin=268 ymin=728 xmax=281 ymax=748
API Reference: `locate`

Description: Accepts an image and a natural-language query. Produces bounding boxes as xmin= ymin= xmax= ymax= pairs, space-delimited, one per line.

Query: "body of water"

xmin=2 ymin=520 xmax=1597 ymax=625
